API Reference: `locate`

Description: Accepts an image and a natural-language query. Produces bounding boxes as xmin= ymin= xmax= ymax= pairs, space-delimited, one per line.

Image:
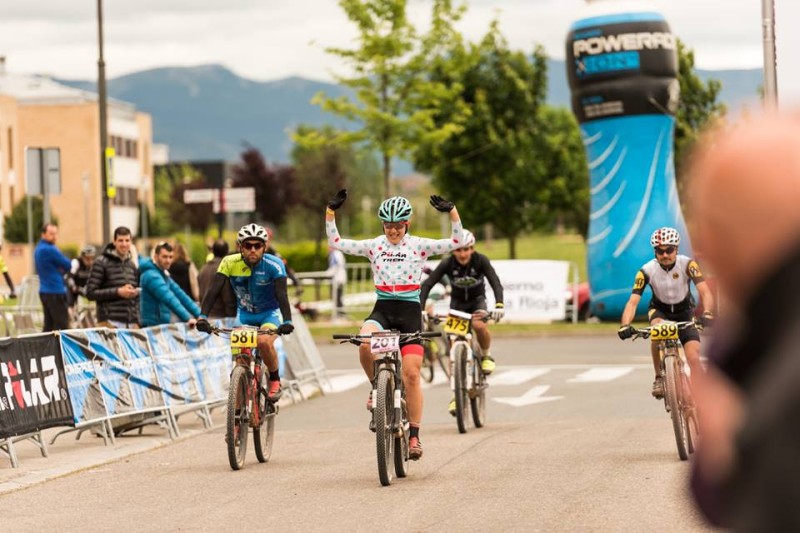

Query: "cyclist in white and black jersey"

xmin=326 ymin=189 xmax=466 ymax=460
xmin=618 ymin=227 xmax=715 ymax=398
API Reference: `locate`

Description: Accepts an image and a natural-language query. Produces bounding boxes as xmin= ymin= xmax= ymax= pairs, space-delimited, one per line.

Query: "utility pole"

xmin=97 ymin=0 xmax=111 ymax=242
xmin=762 ymin=0 xmax=778 ymax=108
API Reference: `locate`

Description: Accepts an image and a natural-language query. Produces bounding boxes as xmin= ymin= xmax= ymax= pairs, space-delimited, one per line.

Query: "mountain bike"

xmin=420 ymin=314 xmax=450 ymax=383
xmin=629 ymin=320 xmax=701 ymax=461
xmin=213 ymin=325 xmax=280 ymax=471
xmin=332 ymin=329 xmax=441 ymax=486
xmin=440 ymin=309 xmax=492 ymax=434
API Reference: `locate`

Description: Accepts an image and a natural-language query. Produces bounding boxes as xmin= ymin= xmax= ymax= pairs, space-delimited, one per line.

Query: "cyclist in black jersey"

xmin=420 ymin=230 xmax=504 ymax=413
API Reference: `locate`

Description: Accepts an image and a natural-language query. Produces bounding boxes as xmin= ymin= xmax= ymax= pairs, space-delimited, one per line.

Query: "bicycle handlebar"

xmin=630 ymin=319 xmax=703 ymax=340
xmin=332 ymin=330 xmax=441 ymax=344
xmin=211 ymin=326 xmax=280 ymax=336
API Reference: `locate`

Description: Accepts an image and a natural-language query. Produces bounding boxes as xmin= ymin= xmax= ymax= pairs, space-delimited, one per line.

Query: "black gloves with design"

xmin=277 ymin=323 xmax=295 ymax=335
xmin=327 ymin=189 xmax=348 ymax=211
xmin=429 ymin=195 xmax=454 ymax=213
xmin=617 ymin=324 xmax=634 ymax=340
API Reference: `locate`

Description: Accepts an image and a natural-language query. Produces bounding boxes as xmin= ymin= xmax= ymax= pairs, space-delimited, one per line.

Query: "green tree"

xmin=415 ymin=23 xmax=549 ymax=258
xmin=3 ymin=196 xmax=58 ymax=243
xmin=151 ymin=163 xmax=205 ymax=236
xmin=232 ymin=145 xmax=298 ymax=227
xmin=309 ymin=0 xmax=470 ymax=197
xmin=675 ymin=40 xmax=726 ymax=186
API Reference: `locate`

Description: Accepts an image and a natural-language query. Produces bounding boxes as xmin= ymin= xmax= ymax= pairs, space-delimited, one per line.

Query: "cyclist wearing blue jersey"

xmin=326 ymin=189 xmax=466 ymax=460
xmin=197 ymin=223 xmax=294 ymax=401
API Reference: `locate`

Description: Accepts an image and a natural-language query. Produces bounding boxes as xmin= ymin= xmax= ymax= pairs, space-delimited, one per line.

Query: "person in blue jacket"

xmin=139 ymin=241 xmax=201 ymax=327
xmin=34 ymin=222 xmax=73 ymax=331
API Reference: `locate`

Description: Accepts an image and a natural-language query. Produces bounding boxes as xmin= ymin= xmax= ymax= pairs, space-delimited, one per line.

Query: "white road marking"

xmin=490 ymin=368 xmax=551 ymax=386
xmin=567 ymin=367 xmax=634 ymax=383
xmin=322 ymin=373 xmax=368 ymax=393
xmin=493 ymin=385 xmax=563 ymax=407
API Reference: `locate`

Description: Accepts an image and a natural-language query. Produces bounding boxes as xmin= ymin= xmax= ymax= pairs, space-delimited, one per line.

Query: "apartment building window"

xmin=112 ymin=186 xmax=139 ymax=207
xmin=7 ymin=127 xmax=12 ymax=169
xmin=109 ymin=135 xmax=138 ymax=159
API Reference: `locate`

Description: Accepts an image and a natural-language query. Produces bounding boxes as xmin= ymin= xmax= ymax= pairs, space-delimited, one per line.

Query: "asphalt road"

xmin=1 ymin=335 xmax=713 ymax=532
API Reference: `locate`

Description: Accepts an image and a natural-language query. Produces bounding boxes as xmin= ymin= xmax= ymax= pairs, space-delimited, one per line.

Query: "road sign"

xmin=183 ymin=188 xmax=216 ymax=204
xmin=25 ymin=147 xmax=61 ymax=195
xmin=222 ymin=187 xmax=256 ymax=213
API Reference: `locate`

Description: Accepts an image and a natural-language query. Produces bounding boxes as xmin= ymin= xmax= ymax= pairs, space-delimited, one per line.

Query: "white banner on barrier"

xmin=426 ymin=259 xmax=570 ymax=322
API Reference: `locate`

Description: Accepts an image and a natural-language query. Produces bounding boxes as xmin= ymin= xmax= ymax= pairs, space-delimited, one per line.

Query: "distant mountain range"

xmin=57 ymin=61 xmax=762 ymax=165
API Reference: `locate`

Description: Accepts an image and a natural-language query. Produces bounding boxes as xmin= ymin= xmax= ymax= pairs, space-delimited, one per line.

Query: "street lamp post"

xmin=762 ymin=0 xmax=778 ymax=107
xmin=97 ymin=0 xmax=111 ymax=243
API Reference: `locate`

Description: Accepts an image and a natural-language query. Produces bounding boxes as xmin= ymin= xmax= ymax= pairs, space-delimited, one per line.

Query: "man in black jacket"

xmin=197 ymin=239 xmax=236 ymax=319
xmin=86 ymin=226 xmax=140 ymax=328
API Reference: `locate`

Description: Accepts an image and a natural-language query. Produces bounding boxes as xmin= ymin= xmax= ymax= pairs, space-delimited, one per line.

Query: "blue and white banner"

xmin=116 ymin=329 xmax=167 ymax=412
xmin=146 ymin=325 xmax=203 ymax=405
xmin=60 ymin=330 xmax=108 ymax=425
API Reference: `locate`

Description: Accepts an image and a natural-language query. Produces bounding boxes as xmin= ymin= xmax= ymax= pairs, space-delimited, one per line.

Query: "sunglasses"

xmin=242 ymin=241 xmax=265 ymax=251
xmin=383 ymin=222 xmax=407 ymax=231
xmin=655 ymin=246 xmax=676 ymax=255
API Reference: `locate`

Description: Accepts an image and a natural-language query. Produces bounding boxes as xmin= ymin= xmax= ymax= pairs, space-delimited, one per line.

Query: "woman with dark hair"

xmin=168 ymin=242 xmax=199 ymax=302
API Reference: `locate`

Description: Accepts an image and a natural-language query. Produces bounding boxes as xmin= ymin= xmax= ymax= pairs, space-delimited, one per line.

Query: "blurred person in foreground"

xmin=688 ymin=113 xmax=800 ymax=531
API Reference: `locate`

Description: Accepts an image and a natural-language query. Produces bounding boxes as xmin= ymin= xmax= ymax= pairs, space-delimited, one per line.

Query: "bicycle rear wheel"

xmin=664 ymin=355 xmax=689 ymax=460
xmin=470 ymin=355 xmax=487 ymax=428
xmin=254 ymin=401 xmax=276 ymax=463
xmin=453 ymin=343 xmax=470 ymax=434
xmin=375 ymin=369 xmax=395 ymax=486
xmin=226 ymin=365 xmax=249 ymax=470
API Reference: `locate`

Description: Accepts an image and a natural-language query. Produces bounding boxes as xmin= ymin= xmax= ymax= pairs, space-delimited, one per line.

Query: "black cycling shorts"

xmin=449 ymin=296 xmax=487 ymax=314
xmin=647 ymin=308 xmax=701 ymax=344
xmin=365 ymin=300 xmax=423 ymax=346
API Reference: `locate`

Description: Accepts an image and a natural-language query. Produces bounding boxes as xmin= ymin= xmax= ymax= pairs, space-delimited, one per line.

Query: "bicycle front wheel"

xmin=664 ymin=355 xmax=689 ymax=461
xmin=453 ymin=343 xmax=470 ymax=434
xmin=254 ymin=401 xmax=276 ymax=463
xmin=375 ymin=370 xmax=395 ymax=486
xmin=420 ymin=343 xmax=434 ymax=383
xmin=226 ymin=365 xmax=250 ymax=470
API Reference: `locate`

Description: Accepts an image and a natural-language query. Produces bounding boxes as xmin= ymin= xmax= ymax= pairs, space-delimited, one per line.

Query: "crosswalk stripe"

xmin=490 ymin=368 xmax=551 ymax=386
xmin=567 ymin=367 xmax=634 ymax=383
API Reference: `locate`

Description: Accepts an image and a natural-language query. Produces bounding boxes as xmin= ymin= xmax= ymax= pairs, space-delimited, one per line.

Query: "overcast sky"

xmin=1 ymin=0 xmax=798 ymax=99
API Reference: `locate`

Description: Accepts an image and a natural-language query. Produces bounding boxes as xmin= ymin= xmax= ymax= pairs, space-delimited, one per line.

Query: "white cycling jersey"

xmin=632 ymin=255 xmax=705 ymax=305
xmin=326 ymin=218 xmax=466 ymax=302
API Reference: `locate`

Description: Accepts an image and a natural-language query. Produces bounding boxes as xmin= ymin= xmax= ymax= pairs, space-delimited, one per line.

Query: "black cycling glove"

xmin=429 ymin=195 xmax=455 ymax=213
xmin=196 ymin=318 xmax=212 ymax=334
xmin=327 ymin=189 xmax=348 ymax=211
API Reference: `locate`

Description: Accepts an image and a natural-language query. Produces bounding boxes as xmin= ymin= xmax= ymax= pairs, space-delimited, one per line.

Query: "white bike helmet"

xmin=462 ymin=230 xmax=476 ymax=248
xmin=237 ymin=223 xmax=269 ymax=244
xmin=378 ymin=196 xmax=413 ymax=222
xmin=650 ymin=227 xmax=680 ymax=248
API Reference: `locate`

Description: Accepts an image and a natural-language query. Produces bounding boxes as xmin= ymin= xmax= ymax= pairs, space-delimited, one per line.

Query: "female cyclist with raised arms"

xmin=325 ymin=189 xmax=466 ymax=460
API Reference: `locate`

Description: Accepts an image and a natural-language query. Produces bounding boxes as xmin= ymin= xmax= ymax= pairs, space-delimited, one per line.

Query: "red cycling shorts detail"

xmin=401 ymin=344 xmax=424 ymax=357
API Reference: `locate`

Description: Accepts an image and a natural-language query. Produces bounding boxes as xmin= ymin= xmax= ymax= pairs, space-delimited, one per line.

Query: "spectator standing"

xmin=169 ymin=242 xmax=199 ymax=302
xmin=139 ymin=242 xmax=201 ymax=327
xmin=85 ymin=226 xmax=140 ymax=328
xmin=34 ymin=223 xmax=72 ymax=331
xmin=198 ymin=239 xmax=237 ymax=319
xmin=325 ymin=246 xmax=347 ymax=319
xmin=0 ymin=240 xmax=17 ymax=299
